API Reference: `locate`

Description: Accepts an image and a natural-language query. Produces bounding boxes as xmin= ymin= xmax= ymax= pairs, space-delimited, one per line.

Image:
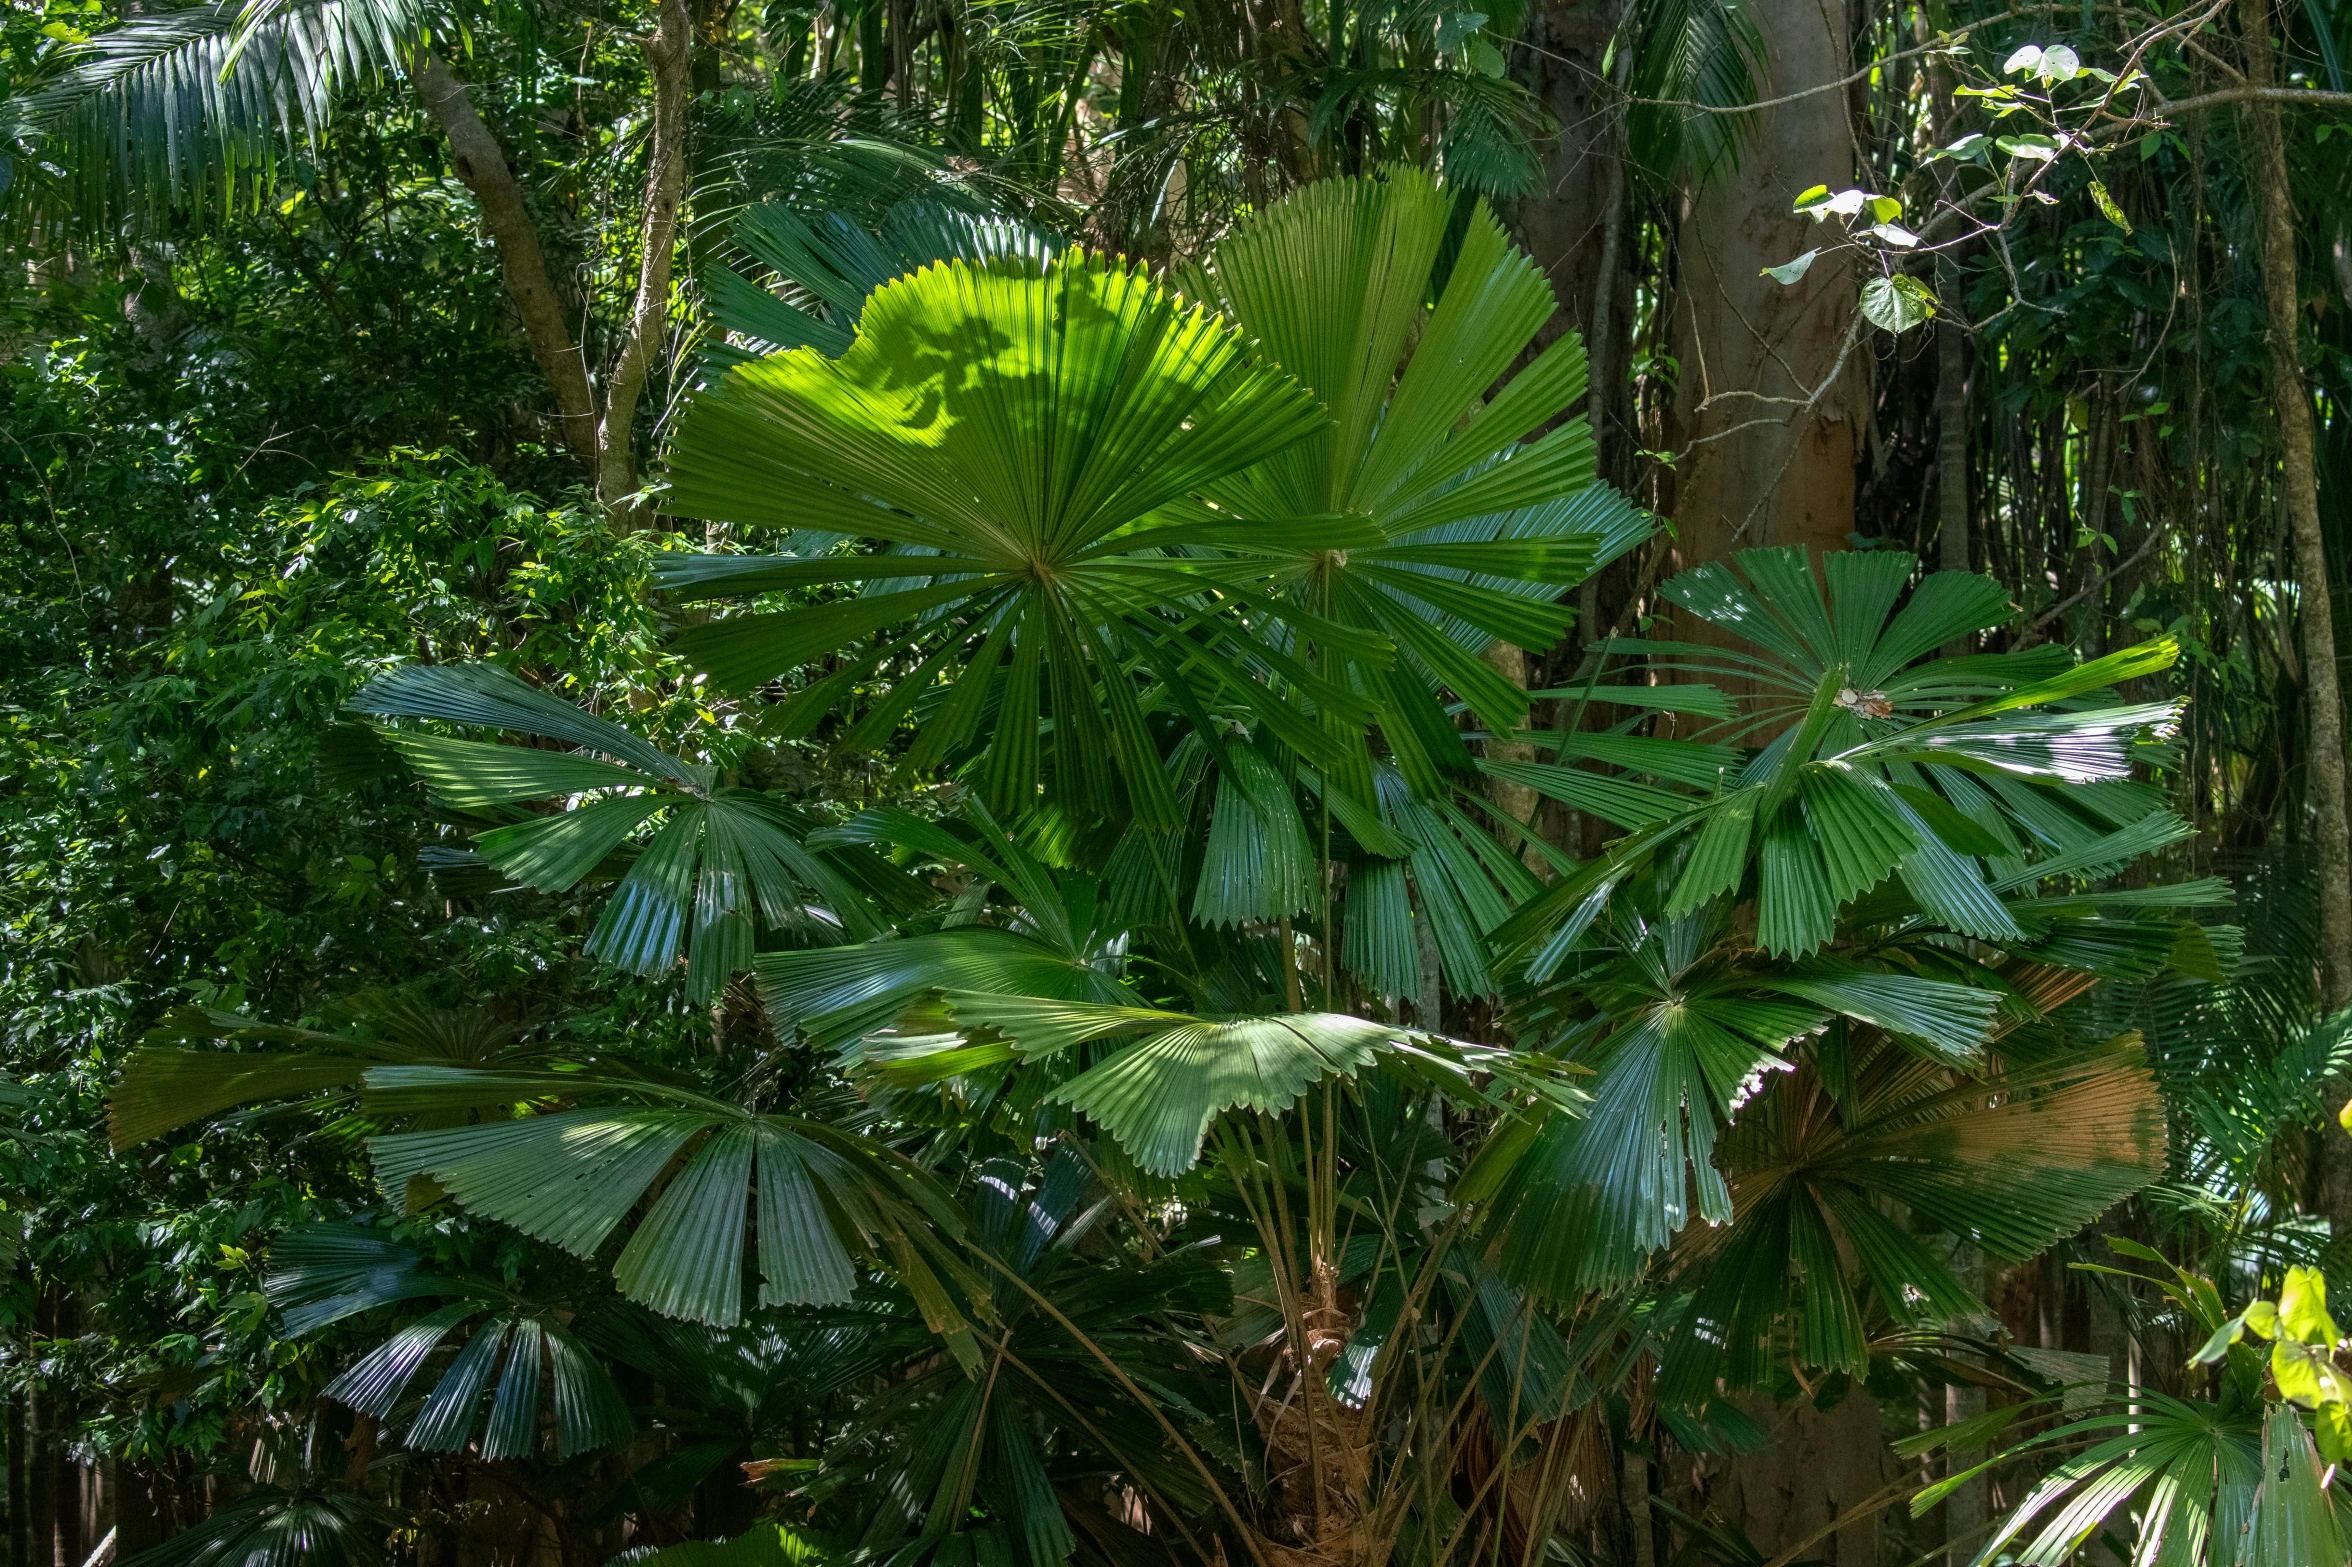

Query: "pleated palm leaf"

xmin=1913 ymin=1245 xmax=2278 ymax=1566
xmin=109 ymin=991 xmax=527 ymax=1151
xmin=757 ymin=801 xmax=1143 ymax=1054
xmin=264 ymin=1223 xmax=635 ymax=1462
xmin=353 ymin=662 xmax=882 ymax=1002
xmin=1182 ymin=166 xmax=1652 ymax=798
xmin=1475 ymin=901 xmax=2022 ymax=1295
xmin=7 ymin=0 xmax=438 ymax=233
xmin=656 ymin=247 xmax=1342 ymax=830
xmin=1497 ymin=547 xmax=2189 ymax=971
xmin=355 ymin=1062 xmax=979 ymax=1341
xmin=1651 ymin=1033 xmax=2167 ymax=1407
xmin=826 ymin=1151 xmax=1235 ymax=1567
xmin=871 ymin=990 xmax=1580 ymax=1179
xmin=707 ymin=198 xmax=1062 ymax=363
xmin=122 ymin=1483 xmax=401 ymax=1567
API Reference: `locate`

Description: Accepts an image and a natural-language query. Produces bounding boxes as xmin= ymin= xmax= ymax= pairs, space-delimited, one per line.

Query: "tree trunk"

xmin=2238 ymin=0 xmax=2352 ymax=1013
xmin=415 ymin=58 xmax=602 ymax=480
xmin=1515 ymin=0 xmax=1623 ymax=363
xmin=1942 ymin=1243 xmax=1989 ymax=1567
xmin=1663 ymin=0 xmax=1860 ymax=574
xmin=1712 ymin=1389 xmax=1891 ymax=1566
xmin=596 ymin=0 xmax=693 ymax=521
xmin=10 ymin=1392 xmax=27 ymax=1567
xmin=1919 ymin=10 xmax=1971 ymax=608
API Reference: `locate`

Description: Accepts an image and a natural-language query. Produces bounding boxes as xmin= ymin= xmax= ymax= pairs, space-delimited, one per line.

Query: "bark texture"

xmin=1663 ymin=0 xmax=1860 ymax=573
xmin=596 ymin=0 xmax=693 ymax=519
xmin=2237 ymin=0 xmax=2352 ymax=1012
xmin=1516 ymin=0 xmax=1623 ymax=355
xmin=416 ymin=6 xmax=691 ymax=525
xmin=414 ymin=58 xmax=602 ymax=478
xmin=1713 ymin=1390 xmax=1892 ymax=1566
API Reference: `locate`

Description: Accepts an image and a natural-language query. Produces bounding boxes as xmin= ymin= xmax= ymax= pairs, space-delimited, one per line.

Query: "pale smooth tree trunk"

xmin=1663 ymin=0 xmax=1860 ymax=573
xmin=596 ymin=0 xmax=693 ymax=521
xmin=414 ymin=58 xmax=601 ymax=477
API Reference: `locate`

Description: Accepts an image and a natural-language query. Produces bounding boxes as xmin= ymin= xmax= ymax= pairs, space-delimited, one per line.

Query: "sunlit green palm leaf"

xmin=10 ymin=0 xmax=434 ymax=232
xmin=1184 ymin=166 xmax=1652 ymax=795
xmin=710 ymin=198 xmax=1062 ymax=360
xmin=659 ymin=249 xmax=1338 ymax=828
xmin=1499 ymin=549 xmax=2186 ymax=970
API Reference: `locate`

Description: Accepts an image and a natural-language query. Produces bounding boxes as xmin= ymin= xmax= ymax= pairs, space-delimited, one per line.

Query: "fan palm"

xmin=1496 ymin=547 xmax=2190 ymax=971
xmin=1910 ymin=1243 xmax=2352 ymax=1566
xmin=706 ymin=198 xmax=1063 ymax=364
xmin=110 ymin=990 xmax=533 ymax=1151
xmin=658 ymin=245 xmax=1343 ymax=828
xmin=352 ymin=661 xmax=886 ymax=1001
xmin=355 ymin=1059 xmax=978 ymax=1338
xmin=813 ymin=1150 xmax=1236 ymax=1567
xmin=264 ymin=1222 xmax=635 ymax=1462
xmin=4 ymin=0 xmax=435 ymax=231
xmin=1179 ymin=166 xmax=1653 ymax=798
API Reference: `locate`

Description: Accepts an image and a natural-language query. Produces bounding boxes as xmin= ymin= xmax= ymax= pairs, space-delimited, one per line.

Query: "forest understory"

xmin=3 ymin=0 xmax=2351 ymax=1562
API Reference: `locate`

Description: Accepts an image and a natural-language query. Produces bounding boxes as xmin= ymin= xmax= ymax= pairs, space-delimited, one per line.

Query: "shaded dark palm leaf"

xmin=357 ymin=1064 xmax=978 ymax=1341
xmin=1653 ymin=1035 xmax=2167 ymax=1403
xmin=1483 ymin=906 xmax=2006 ymax=1296
xmin=110 ymin=991 xmax=522 ymax=1150
xmin=353 ymin=661 xmax=877 ymax=1001
xmin=266 ymin=1223 xmax=635 ymax=1462
xmin=123 ymin=1484 xmax=401 ymax=1567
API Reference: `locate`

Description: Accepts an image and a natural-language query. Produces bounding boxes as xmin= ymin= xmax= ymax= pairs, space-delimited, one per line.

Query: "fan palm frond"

xmin=353 ymin=662 xmax=882 ymax=1002
xmin=9 ymin=0 xmax=436 ymax=230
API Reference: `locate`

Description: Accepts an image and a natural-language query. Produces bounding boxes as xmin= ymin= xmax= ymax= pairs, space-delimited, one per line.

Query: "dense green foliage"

xmin=4 ymin=0 xmax=2352 ymax=1562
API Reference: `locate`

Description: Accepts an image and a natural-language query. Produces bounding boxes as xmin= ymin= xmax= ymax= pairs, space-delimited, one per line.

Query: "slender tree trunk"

xmin=1515 ymin=0 xmax=1623 ymax=357
xmin=1943 ymin=1244 xmax=1988 ymax=1567
xmin=595 ymin=0 xmax=693 ymax=521
xmin=417 ymin=10 xmax=691 ymax=527
xmin=2238 ymin=0 xmax=2352 ymax=1012
xmin=1918 ymin=11 xmax=1970 ymax=607
xmin=1623 ymin=1448 xmax=1655 ymax=1567
xmin=414 ymin=58 xmax=602 ymax=478
xmin=1480 ymin=642 xmax=1545 ymax=874
xmin=9 ymin=1391 xmax=26 ymax=1567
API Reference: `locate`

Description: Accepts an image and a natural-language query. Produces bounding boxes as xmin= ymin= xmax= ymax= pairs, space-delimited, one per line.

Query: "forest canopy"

xmin=2 ymin=0 xmax=2350 ymax=1562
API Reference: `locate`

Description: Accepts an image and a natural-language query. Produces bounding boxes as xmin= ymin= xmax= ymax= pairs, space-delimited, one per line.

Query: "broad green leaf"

xmin=1860 ymin=274 xmax=1937 ymax=333
xmin=662 ymin=247 xmax=1332 ymax=827
xmin=1762 ymin=248 xmax=1820 ymax=284
xmin=1185 ymin=168 xmax=1651 ymax=793
xmin=2281 ymin=1266 xmax=2340 ymax=1346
